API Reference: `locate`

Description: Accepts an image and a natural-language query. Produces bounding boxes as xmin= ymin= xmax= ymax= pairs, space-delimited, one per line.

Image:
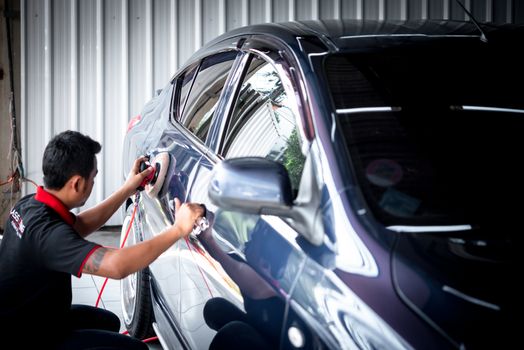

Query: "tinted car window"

xmin=326 ymin=40 xmax=524 ymax=110
xmin=223 ymin=55 xmax=305 ymax=192
xmin=175 ymin=65 xmax=197 ymax=121
xmin=326 ymin=44 xmax=524 ymax=229
xmin=180 ymin=51 xmax=237 ymax=142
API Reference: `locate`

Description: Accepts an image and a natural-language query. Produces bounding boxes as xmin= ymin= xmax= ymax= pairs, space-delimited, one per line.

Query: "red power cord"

xmin=0 ymin=174 xmax=14 ymax=187
xmin=8 ymin=180 xmax=156 ymax=343
xmin=97 ymin=197 xmax=217 ymax=344
xmin=94 ymin=200 xmax=158 ymax=344
xmin=95 ymin=203 xmax=137 ymax=308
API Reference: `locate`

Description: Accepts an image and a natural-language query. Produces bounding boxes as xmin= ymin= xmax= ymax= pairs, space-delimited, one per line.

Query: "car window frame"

xmin=170 ymin=62 xmax=198 ymax=124
xmin=223 ymin=56 xmax=285 ymax=145
xmin=181 ymin=51 xmax=238 ymax=142
xmin=215 ymin=40 xmax=310 ymax=157
xmin=205 ymin=51 xmax=252 ymax=153
xmin=215 ymin=48 xmax=310 ymax=194
xmin=168 ymin=50 xmax=245 ymax=149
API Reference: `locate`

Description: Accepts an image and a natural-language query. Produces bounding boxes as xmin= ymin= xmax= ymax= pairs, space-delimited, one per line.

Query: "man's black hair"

xmin=42 ymin=130 xmax=101 ymax=189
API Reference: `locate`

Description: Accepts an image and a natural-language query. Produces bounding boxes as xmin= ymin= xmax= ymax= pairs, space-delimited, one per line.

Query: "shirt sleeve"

xmin=37 ymin=222 xmax=102 ymax=277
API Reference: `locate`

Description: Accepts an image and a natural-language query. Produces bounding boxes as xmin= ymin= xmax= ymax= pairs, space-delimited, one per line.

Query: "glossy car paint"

xmin=123 ymin=20 xmax=519 ymax=349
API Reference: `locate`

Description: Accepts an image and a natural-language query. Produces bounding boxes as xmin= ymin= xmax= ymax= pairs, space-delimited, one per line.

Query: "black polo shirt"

xmin=0 ymin=187 xmax=101 ymax=336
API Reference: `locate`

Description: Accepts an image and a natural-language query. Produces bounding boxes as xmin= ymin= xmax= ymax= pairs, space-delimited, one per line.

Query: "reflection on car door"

xmin=147 ymin=50 xmax=239 ymax=349
xmin=189 ymin=52 xmax=310 ymax=348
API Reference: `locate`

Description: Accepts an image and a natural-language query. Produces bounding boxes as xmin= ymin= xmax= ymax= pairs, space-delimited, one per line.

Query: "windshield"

xmin=325 ymin=40 xmax=524 ymax=230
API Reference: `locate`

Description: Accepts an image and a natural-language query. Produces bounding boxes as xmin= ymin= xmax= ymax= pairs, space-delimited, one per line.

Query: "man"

xmin=0 ymin=130 xmax=204 ymax=349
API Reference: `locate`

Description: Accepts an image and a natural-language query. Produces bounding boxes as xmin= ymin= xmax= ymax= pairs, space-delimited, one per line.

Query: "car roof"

xmin=202 ymin=19 xmax=522 ymax=53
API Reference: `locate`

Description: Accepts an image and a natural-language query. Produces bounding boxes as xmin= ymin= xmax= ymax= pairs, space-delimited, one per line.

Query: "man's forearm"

xmin=117 ymin=226 xmax=183 ymax=277
xmin=84 ymin=225 xmax=184 ymax=279
xmin=75 ymin=186 xmax=134 ymax=237
xmin=80 ymin=190 xmax=201 ymax=278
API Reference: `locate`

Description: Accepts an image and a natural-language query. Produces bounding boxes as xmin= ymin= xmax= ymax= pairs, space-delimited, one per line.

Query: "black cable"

xmin=4 ymin=1 xmax=19 ymax=160
xmin=4 ymin=1 xmax=17 ymax=141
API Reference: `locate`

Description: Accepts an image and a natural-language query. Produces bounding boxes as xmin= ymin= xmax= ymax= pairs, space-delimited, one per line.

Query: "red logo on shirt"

xmin=10 ymin=208 xmax=25 ymax=239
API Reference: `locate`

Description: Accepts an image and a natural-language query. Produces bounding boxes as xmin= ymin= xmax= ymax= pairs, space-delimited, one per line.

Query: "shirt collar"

xmin=34 ymin=186 xmax=76 ymax=226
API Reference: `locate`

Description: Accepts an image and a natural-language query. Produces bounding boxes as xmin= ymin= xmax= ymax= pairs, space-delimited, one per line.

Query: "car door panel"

xmin=138 ymin=50 xmax=240 ymax=348
xmin=135 ymin=127 xmax=204 ymax=347
xmin=189 ymin=153 xmax=307 ymax=349
xmin=173 ymin=155 xmax=243 ymax=349
xmin=181 ymin=46 xmax=314 ymax=348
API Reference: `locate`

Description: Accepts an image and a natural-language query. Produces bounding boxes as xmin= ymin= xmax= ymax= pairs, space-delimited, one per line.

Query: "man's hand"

xmin=76 ymin=156 xmax=153 ymax=237
xmin=173 ymin=198 xmax=205 ymax=237
xmin=123 ymin=156 xmax=154 ymax=196
xmin=197 ymin=210 xmax=215 ymax=244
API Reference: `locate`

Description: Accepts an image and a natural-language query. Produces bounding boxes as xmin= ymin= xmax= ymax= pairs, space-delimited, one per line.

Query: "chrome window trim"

xmin=339 ymin=34 xmax=481 ymax=39
xmin=336 ymin=106 xmax=401 ymax=114
xmin=459 ymin=105 xmax=524 ymax=114
xmin=387 ymin=225 xmax=472 ymax=233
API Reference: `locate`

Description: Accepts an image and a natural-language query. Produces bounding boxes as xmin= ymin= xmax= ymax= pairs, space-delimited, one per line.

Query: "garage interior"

xmin=1 ymin=0 xmax=522 ymax=348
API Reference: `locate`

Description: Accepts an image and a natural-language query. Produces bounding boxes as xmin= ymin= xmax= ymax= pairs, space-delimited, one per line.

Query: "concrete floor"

xmin=72 ymin=228 xmax=162 ymax=349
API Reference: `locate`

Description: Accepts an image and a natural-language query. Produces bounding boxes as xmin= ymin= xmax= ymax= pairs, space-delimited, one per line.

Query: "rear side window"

xmin=179 ymin=51 xmax=237 ymax=143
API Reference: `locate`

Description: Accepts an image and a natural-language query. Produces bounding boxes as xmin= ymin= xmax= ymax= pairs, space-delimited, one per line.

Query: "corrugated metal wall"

xmin=21 ymin=0 xmax=523 ymax=224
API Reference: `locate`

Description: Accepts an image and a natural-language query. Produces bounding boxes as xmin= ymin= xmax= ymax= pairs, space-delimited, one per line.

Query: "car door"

xmin=139 ymin=50 xmax=239 ymax=349
xmin=189 ymin=48 xmax=315 ymax=349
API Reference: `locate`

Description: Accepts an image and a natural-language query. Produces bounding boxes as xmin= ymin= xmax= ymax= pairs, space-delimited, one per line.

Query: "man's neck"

xmin=44 ymin=187 xmax=75 ymax=210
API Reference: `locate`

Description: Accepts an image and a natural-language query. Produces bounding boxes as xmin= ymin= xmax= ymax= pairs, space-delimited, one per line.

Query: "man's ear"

xmin=70 ymin=175 xmax=84 ymax=193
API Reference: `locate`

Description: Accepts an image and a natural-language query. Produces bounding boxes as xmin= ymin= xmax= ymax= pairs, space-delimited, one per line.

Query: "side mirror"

xmin=208 ymin=157 xmax=293 ymax=215
xmin=208 ymin=156 xmax=324 ymax=246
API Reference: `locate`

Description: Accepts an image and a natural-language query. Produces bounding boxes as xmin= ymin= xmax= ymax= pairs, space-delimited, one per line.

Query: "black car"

xmin=122 ymin=19 xmax=521 ymax=349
